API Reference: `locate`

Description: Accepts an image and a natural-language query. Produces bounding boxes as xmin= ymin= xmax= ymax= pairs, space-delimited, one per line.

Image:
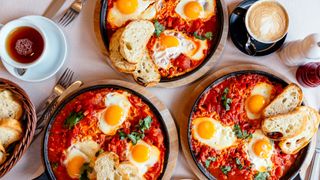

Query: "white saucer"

xmin=2 ymin=15 xmax=67 ymax=82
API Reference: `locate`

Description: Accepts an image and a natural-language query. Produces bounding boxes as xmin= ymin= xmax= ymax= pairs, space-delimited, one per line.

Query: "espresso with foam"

xmin=246 ymin=0 xmax=289 ymax=43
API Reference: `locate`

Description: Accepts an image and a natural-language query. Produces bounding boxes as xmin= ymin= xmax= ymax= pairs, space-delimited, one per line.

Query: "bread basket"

xmin=0 ymin=78 xmax=37 ymax=177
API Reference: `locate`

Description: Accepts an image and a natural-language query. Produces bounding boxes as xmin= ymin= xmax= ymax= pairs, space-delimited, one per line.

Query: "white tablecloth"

xmin=0 ymin=0 xmax=319 ymax=179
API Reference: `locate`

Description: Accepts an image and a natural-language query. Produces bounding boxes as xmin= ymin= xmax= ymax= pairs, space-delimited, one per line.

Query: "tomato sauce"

xmin=190 ymin=74 xmax=299 ymax=179
xmin=47 ymin=88 xmax=166 ymax=180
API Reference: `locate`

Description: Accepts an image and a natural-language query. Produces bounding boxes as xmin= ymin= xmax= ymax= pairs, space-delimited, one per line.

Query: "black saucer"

xmin=229 ymin=0 xmax=287 ymax=56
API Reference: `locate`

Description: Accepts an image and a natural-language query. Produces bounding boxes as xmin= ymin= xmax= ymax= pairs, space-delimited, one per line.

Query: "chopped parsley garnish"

xmin=233 ymin=124 xmax=252 ymax=139
xmin=51 ymin=162 xmax=59 ymax=170
xmin=205 ymin=157 xmax=217 ymax=168
xmin=220 ymin=165 xmax=231 ymax=175
xmin=254 ymin=172 xmax=270 ymax=180
xmin=154 ymin=20 xmax=165 ymax=37
xmin=118 ymin=116 xmax=152 ymax=145
xmin=221 ymin=88 xmax=232 ymax=111
xmin=80 ymin=163 xmax=93 ymax=180
xmin=64 ymin=111 xmax=84 ymax=129
xmin=235 ymin=158 xmax=243 ymax=170
xmin=193 ymin=31 xmax=214 ymax=40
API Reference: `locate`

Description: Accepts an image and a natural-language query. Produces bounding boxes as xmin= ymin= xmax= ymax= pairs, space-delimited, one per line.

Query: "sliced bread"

xmin=131 ymin=50 xmax=161 ymax=87
xmin=279 ymin=106 xmax=320 ymax=154
xmin=0 ymin=118 xmax=23 ymax=148
xmin=262 ymin=107 xmax=307 ymax=140
xmin=0 ymin=142 xmax=6 ymax=165
xmin=94 ymin=152 xmax=119 ymax=180
xmin=0 ymin=90 xmax=23 ymax=120
xmin=115 ymin=162 xmax=141 ymax=180
xmin=263 ymin=83 xmax=303 ymax=117
xmin=109 ymin=28 xmax=136 ymax=73
xmin=120 ymin=20 xmax=155 ymax=64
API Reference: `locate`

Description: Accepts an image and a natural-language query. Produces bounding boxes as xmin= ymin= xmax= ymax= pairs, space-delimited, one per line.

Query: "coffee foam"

xmin=246 ymin=1 xmax=288 ymax=43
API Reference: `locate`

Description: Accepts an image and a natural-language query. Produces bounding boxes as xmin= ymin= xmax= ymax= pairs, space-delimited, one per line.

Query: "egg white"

xmin=127 ymin=140 xmax=160 ymax=177
xmin=245 ymin=82 xmax=274 ymax=119
xmin=98 ymin=92 xmax=131 ymax=135
xmin=107 ymin=0 xmax=156 ymax=28
xmin=192 ymin=117 xmax=237 ymax=150
xmin=245 ymin=130 xmax=274 ymax=172
xmin=175 ymin=0 xmax=216 ymax=21
xmin=152 ymin=30 xmax=207 ymax=69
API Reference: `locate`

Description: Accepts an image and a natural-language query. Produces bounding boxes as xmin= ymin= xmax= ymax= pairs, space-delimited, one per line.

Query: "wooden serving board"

xmin=54 ymin=79 xmax=179 ymax=179
xmin=93 ymin=0 xmax=229 ymax=88
xmin=178 ymin=64 xmax=316 ymax=179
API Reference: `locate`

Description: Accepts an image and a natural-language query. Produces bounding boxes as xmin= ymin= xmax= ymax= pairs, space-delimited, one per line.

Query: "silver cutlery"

xmin=35 ymin=68 xmax=74 ymax=129
xmin=14 ymin=68 xmax=27 ymax=76
xmin=43 ymin=0 xmax=67 ymax=19
xmin=58 ymin=0 xmax=87 ymax=27
xmin=309 ymin=127 xmax=320 ymax=180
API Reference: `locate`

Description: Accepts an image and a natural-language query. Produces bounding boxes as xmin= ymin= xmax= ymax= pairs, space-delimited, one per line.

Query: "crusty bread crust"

xmin=261 ymin=108 xmax=307 ymax=141
xmin=0 ymin=118 xmax=23 ymax=148
xmin=120 ymin=20 xmax=155 ymax=64
xmin=278 ymin=106 xmax=320 ymax=154
xmin=0 ymin=142 xmax=6 ymax=165
xmin=262 ymin=83 xmax=303 ymax=118
xmin=94 ymin=152 xmax=120 ymax=180
xmin=109 ymin=28 xmax=136 ymax=73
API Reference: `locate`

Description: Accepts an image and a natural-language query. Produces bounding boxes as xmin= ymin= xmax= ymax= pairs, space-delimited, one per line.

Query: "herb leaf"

xmin=205 ymin=157 xmax=217 ymax=168
xmin=221 ymin=88 xmax=232 ymax=111
xmin=220 ymin=165 xmax=231 ymax=175
xmin=205 ymin=32 xmax=213 ymax=40
xmin=118 ymin=131 xmax=127 ymax=140
xmin=64 ymin=111 xmax=84 ymax=129
xmin=95 ymin=149 xmax=104 ymax=157
xmin=193 ymin=32 xmax=206 ymax=40
xmin=235 ymin=158 xmax=243 ymax=170
xmin=127 ymin=132 xmax=145 ymax=145
xmin=80 ymin=163 xmax=93 ymax=180
xmin=254 ymin=172 xmax=270 ymax=180
xmin=51 ymin=162 xmax=59 ymax=170
xmin=233 ymin=124 xmax=252 ymax=139
xmin=138 ymin=116 xmax=152 ymax=132
xmin=154 ymin=20 xmax=165 ymax=37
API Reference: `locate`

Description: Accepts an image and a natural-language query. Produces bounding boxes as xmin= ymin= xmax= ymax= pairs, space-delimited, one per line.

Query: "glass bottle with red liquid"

xmin=296 ymin=62 xmax=320 ymax=87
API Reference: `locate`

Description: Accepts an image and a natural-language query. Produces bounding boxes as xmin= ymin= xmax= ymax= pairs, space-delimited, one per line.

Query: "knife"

xmin=43 ymin=0 xmax=66 ymax=19
xmin=309 ymin=127 xmax=320 ymax=180
xmin=33 ymin=81 xmax=83 ymax=139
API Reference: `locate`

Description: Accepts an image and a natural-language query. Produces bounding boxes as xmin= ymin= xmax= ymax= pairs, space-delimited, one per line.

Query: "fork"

xmin=35 ymin=68 xmax=74 ymax=130
xmin=58 ymin=0 xmax=87 ymax=27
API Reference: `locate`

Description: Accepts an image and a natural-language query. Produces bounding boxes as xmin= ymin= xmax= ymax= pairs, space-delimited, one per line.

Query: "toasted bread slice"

xmin=0 ymin=142 xmax=6 ymax=165
xmin=115 ymin=162 xmax=141 ymax=180
xmin=263 ymin=84 xmax=303 ymax=117
xmin=120 ymin=20 xmax=155 ymax=64
xmin=0 ymin=118 xmax=23 ymax=148
xmin=279 ymin=106 xmax=320 ymax=154
xmin=109 ymin=28 xmax=136 ymax=73
xmin=262 ymin=108 xmax=307 ymax=140
xmin=94 ymin=152 xmax=119 ymax=180
xmin=0 ymin=90 xmax=23 ymax=120
xmin=132 ymin=50 xmax=161 ymax=87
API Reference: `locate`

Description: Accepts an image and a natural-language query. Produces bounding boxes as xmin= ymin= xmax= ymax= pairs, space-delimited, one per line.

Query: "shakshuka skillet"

xmin=187 ymin=70 xmax=310 ymax=180
xmin=34 ymin=84 xmax=170 ymax=180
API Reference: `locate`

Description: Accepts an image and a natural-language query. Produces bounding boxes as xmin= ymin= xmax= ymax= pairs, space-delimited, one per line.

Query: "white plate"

xmin=3 ymin=15 xmax=67 ymax=82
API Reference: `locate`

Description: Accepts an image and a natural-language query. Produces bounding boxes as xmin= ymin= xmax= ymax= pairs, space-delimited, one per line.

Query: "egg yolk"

xmin=247 ymin=95 xmax=266 ymax=114
xmin=104 ymin=105 xmax=124 ymax=125
xmin=253 ymin=139 xmax=272 ymax=159
xmin=184 ymin=1 xmax=203 ymax=19
xmin=197 ymin=120 xmax=215 ymax=139
xmin=66 ymin=156 xmax=86 ymax=178
xmin=116 ymin=0 xmax=138 ymax=14
xmin=132 ymin=144 xmax=150 ymax=163
xmin=160 ymin=35 xmax=179 ymax=48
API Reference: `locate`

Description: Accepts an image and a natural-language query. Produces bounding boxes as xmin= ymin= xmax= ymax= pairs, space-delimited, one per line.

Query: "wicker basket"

xmin=0 ymin=78 xmax=37 ymax=177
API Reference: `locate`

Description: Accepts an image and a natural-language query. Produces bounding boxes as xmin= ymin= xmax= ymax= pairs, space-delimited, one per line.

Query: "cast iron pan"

xmin=187 ymin=70 xmax=310 ymax=180
xmin=35 ymin=85 xmax=170 ymax=180
xmin=229 ymin=0 xmax=287 ymax=56
xmin=99 ymin=0 xmax=225 ymax=82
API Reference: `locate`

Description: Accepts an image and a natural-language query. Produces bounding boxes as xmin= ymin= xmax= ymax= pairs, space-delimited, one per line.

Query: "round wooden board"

xmin=93 ymin=0 xmax=229 ymax=88
xmin=54 ymin=79 xmax=179 ymax=179
xmin=178 ymin=64 xmax=316 ymax=179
